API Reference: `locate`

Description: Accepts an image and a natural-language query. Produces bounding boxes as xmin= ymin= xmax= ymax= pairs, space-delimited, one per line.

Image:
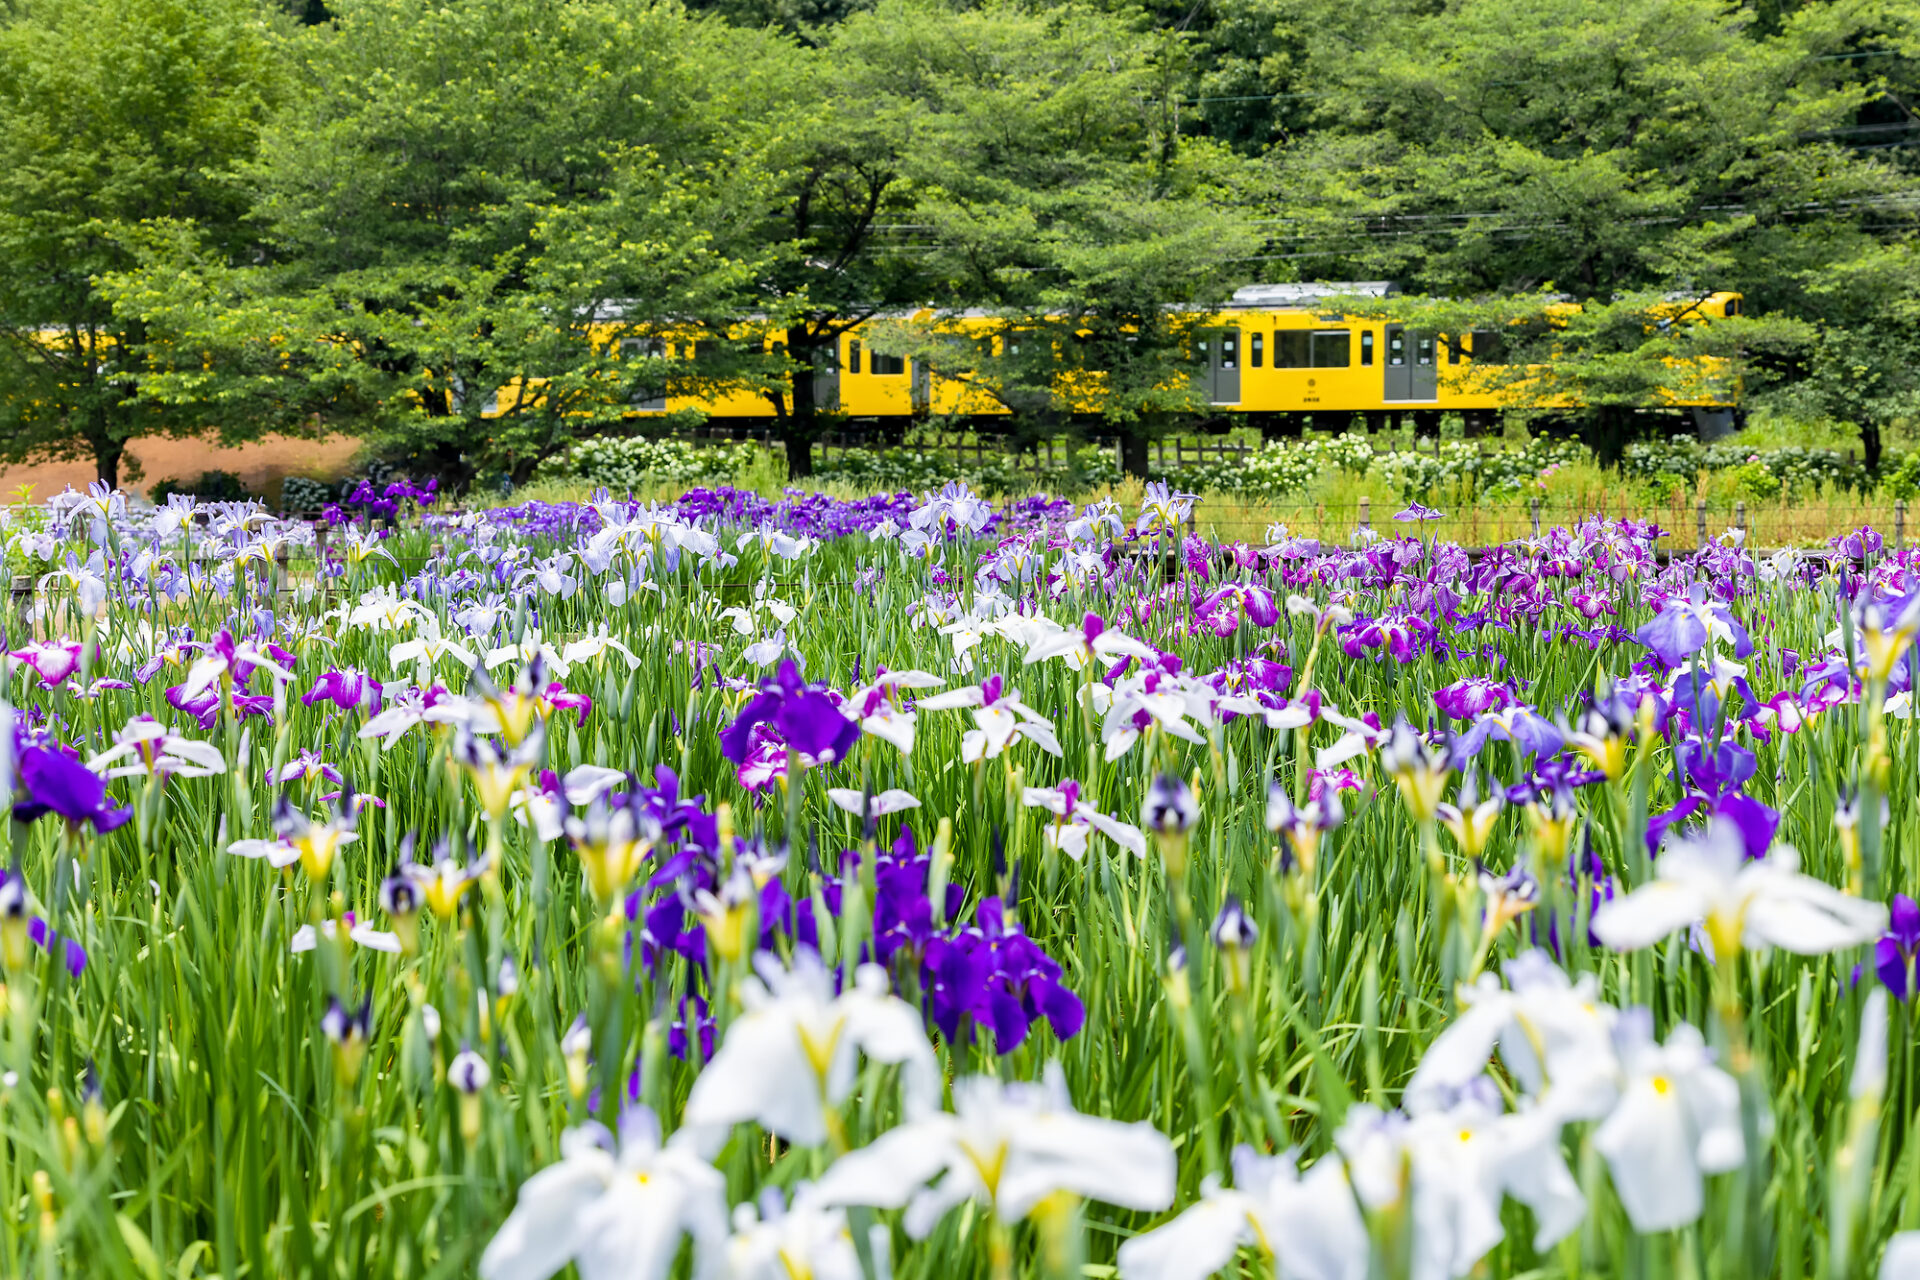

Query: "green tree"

xmin=1258 ymin=0 xmax=1917 ymax=454
xmin=0 ymin=0 xmax=284 ymax=489
xmin=115 ymin=0 xmax=785 ymax=489
xmin=821 ymin=0 xmax=1262 ymax=476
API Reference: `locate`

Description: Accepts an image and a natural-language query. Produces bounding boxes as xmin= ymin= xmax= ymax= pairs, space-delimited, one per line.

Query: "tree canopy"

xmin=0 ymin=0 xmax=1908 ymax=486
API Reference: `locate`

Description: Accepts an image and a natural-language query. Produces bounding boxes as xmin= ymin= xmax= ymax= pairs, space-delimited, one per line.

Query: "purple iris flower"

xmin=1433 ymin=677 xmax=1514 ymax=722
xmin=0 ymin=871 xmax=88 ymax=975
xmin=1645 ymin=792 xmax=1778 ymax=861
xmin=923 ymin=896 xmax=1083 ymax=1053
xmin=719 ymin=660 xmax=859 ymax=766
xmin=546 ymin=683 xmax=593 ymax=727
xmin=303 ymin=668 xmax=383 ymax=716
xmin=11 ymin=744 xmax=132 ymax=834
xmin=1456 ymin=707 xmax=1564 ymax=761
xmin=667 ymin=994 xmax=716 ymax=1061
xmin=1633 ymin=591 xmax=1752 ymax=668
xmin=1676 ymin=737 xmax=1757 ymax=798
xmin=1876 ymin=895 xmax=1920 ymax=1000
xmin=1394 ymin=503 xmax=1443 ymax=523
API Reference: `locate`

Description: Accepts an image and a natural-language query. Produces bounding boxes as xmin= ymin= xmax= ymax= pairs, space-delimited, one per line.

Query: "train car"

xmin=502 ymin=283 xmax=1745 ymax=439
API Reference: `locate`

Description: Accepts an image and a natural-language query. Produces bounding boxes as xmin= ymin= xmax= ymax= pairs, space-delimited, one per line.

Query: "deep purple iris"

xmin=719 ymin=660 xmax=859 ymax=766
xmin=11 ymin=745 xmax=132 ymax=834
xmin=923 ymin=896 xmax=1083 ymax=1053
xmin=1877 ymin=894 xmax=1920 ymax=1000
xmin=0 ymin=870 xmax=89 ymax=975
xmin=303 ymin=668 xmax=384 ymax=715
xmin=1433 ymin=676 xmax=1514 ymax=722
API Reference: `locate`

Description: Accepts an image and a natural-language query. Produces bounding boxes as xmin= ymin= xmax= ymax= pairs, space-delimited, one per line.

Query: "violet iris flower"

xmin=8 ymin=640 xmax=84 ymax=688
xmin=1394 ymin=503 xmax=1443 ymax=523
xmin=1634 ymin=590 xmax=1753 ymax=668
xmin=719 ymin=660 xmax=859 ymax=766
xmin=11 ymin=744 xmax=132 ymax=834
xmin=303 ymin=668 xmax=384 ymax=715
xmin=1876 ymin=895 xmax=1920 ymax=1000
xmin=1645 ymin=793 xmax=1779 ymax=862
xmin=1433 ymin=676 xmax=1514 ymax=722
xmin=923 ymin=896 xmax=1083 ymax=1052
xmin=0 ymin=871 xmax=87 ymax=975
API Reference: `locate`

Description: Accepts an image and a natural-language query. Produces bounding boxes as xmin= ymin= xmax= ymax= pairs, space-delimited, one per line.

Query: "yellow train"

xmin=491 ymin=282 xmax=1745 ymax=441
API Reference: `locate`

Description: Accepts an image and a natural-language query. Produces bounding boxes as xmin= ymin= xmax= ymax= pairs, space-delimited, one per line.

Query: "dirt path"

xmin=0 ymin=434 xmax=363 ymax=504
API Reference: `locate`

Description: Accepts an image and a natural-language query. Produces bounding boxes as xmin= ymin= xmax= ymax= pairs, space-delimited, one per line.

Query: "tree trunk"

xmin=783 ymin=324 xmax=820 ymax=480
xmin=1861 ymin=418 xmax=1884 ymax=474
xmin=1583 ymin=406 xmax=1634 ymax=470
xmin=92 ymin=437 xmax=121 ymax=491
xmin=1119 ymin=428 xmax=1149 ymax=478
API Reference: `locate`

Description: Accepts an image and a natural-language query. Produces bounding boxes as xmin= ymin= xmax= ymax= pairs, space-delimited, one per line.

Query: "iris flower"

xmin=1022 ymin=780 xmax=1147 ymax=860
xmin=683 ymin=950 xmax=938 ymax=1147
xmin=1592 ymin=819 xmax=1886 ymax=961
xmin=1023 ymin=611 xmax=1160 ymax=670
xmin=720 ymin=661 xmax=859 ymax=767
xmin=8 ymin=640 xmax=84 ymax=688
xmin=478 ymin=1109 xmax=729 ymax=1280
xmin=1338 ymin=1084 xmax=1584 ymax=1280
xmin=290 ymin=911 xmax=401 ymax=954
xmin=12 ymin=744 xmax=132 ymax=834
xmin=813 ymin=1065 xmax=1176 ymax=1238
xmin=722 ymin=1184 xmax=861 ymax=1280
xmin=1591 ymin=1014 xmax=1743 ymax=1233
xmin=0 ymin=871 xmax=88 ymax=975
xmin=87 ymin=716 xmax=226 ymax=780
xmin=1633 ymin=589 xmax=1752 ymax=668
xmin=1116 ymin=1146 xmax=1365 ymax=1280
xmin=917 ymin=674 xmax=1061 ymax=762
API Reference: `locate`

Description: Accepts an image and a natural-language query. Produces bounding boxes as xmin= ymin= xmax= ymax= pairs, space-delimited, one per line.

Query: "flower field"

xmin=5 ymin=479 xmax=1920 ymax=1279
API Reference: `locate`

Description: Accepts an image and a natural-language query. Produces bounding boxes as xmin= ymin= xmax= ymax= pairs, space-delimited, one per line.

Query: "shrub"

xmin=280 ymin=476 xmax=335 ymax=513
xmin=538 ymin=435 xmax=757 ymax=492
xmin=148 ymin=470 xmax=250 ymax=503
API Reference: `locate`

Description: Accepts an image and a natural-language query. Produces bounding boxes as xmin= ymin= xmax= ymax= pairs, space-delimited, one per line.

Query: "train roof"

xmin=1229 ymin=282 xmax=1399 ymax=307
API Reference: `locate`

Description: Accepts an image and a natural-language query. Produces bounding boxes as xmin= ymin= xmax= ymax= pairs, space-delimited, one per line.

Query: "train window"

xmin=1724 ymin=298 xmax=1740 ymax=317
xmin=1219 ymin=334 xmax=1238 ymax=370
xmin=871 ymin=352 xmax=905 ymax=376
xmin=1275 ymin=331 xmax=1310 ymax=368
xmin=1416 ymin=336 xmax=1434 ymax=367
xmin=1250 ymin=333 xmax=1263 ymax=368
xmin=1361 ymin=332 xmax=1375 ymax=366
xmin=1387 ymin=331 xmax=1405 ymax=366
xmin=1447 ymin=336 xmax=1460 ymax=365
xmin=1470 ymin=330 xmax=1505 ymax=364
xmin=847 ymin=340 xmax=862 ymax=375
xmin=1310 ymin=330 xmax=1350 ymax=368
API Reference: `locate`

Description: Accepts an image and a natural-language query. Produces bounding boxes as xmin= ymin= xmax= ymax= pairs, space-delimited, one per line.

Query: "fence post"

xmin=1358 ymin=496 xmax=1371 ymax=536
xmin=9 ymin=574 xmax=29 ymax=633
xmin=1734 ymin=501 xmax=1746 ymax=548
xmin=1529 ymin=496 xmax=1541 ymax=539
xmin=1899 ymin=500 xmax=1907 ymax=553
xmin=1695 ymin=499 xmax=1707 ymax=550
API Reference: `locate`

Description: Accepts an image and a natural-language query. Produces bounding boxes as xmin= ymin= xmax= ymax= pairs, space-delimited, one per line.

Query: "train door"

xmin=620 ymin=337 xmax=668 ymax=411
xmin=1382 ymin=326 xmax=1437 ymax=402
xmin=811 ymin=337 xmax=841 ymax=412
xmin=1197 ymin=328 xmax=1241 ymax=404
xmin=911 ymin=357 xmax=930 ymax=414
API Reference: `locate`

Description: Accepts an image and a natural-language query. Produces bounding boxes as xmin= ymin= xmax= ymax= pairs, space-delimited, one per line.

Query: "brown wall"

xmin=0 ymin=434 xmax=363 ymax=505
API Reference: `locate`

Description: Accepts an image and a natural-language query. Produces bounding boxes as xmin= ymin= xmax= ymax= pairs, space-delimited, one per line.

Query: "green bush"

xmin=815 ymin=444 xmax=1121 ymax=496
xmin=1885 ymin=453 xmax=1920 ymax=502
xmin=148 ymin=469 xmax=251 ymax=503
xmin=538 ymin=434 xmax=756 ymax=491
